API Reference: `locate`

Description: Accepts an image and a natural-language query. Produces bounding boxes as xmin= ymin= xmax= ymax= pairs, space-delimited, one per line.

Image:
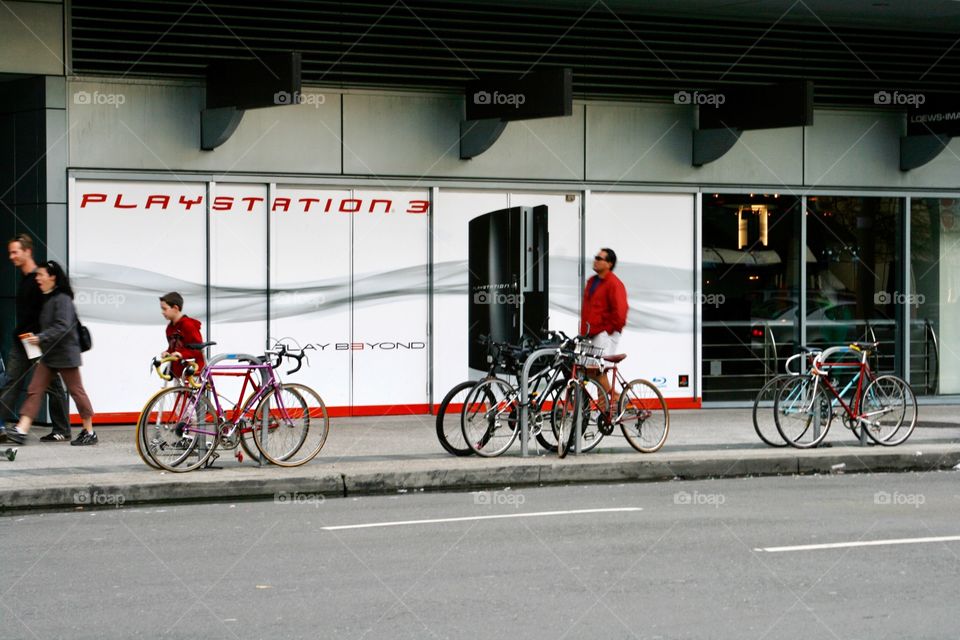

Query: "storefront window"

xmin=702 ymin=193 xmax=801 ymax=401
xmin=805 ymin=196 xmax=902 ymax=375
xmin=910 ymin=198 xmax=959 ymax=395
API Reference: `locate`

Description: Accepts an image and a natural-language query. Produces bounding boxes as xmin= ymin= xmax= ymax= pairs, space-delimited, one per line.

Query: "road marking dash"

xmin=322 ymin=507 xmax=643 ymax=531
xmin=756 ymin=535 xmax=960 ymax=553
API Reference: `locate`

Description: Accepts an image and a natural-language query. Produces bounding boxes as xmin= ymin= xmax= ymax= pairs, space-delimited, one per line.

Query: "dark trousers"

xmin=0 ymin=342 xmax=70 ymax=435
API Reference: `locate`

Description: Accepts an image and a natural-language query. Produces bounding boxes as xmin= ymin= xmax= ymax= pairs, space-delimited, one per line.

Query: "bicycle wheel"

xmin=553 ymin=383 xmax=579 ymax=459
xmin=435 ymin=381 xmax=477 ymax=456
xmin=461 ymin=378 xmax=519 ymax=457
xmin=140 ymin=386 xmax=219 ymax=472
xmin=136 ymin=387 xmax=169 ymax=469
xmin=774 ymin=376 xmax=832 ymax=449
xmin=577 ymin=379 xmax=609 ymax=453
xmin=252 ymin=383 xmax=329 ymax=466
xmin=534 ymin=380 xmax=566 ymax=452
xmin=618 ymin=379 xmax=669 ymax=453
xmin=861 ymin=375 xmax=918 ymax=446
xmin=752 ymin=375 xmax=792 ymax=447
xmin=552 ymin=379 xmax=608 ymax=457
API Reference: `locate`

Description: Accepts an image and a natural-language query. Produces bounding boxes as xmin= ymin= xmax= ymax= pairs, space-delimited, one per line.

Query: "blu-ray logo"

xmin=651 ymin=376 xmax=667 ymax=387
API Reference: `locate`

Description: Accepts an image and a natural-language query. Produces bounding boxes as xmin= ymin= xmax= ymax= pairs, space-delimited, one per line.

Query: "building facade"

xmin=2 ymin=1 xmax=959 ymax=419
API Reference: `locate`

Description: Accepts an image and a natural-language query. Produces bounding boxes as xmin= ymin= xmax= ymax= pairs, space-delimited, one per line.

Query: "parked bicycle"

xmin=554 ymin=338 xmax=669 ymax=458
xmin=773 ymin=341 xmax=918 ymax=448
xmin=137 ymin=342 xmax=328 ymax=471
xmin=456 ymin=332 xmax=584 ymax=457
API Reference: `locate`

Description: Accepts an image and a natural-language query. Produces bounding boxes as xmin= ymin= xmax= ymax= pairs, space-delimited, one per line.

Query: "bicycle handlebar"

xmin=784 ymin=348 xmax=822 ymax=375
xmin=265 ymin=343 xmax=315 ymax=375
xmin=151 ymin=354 xmax=202 ymax=388
xmin=150 ymin=355 xmax=178 ymax=381
xmin=811 ymin=345 xmax=868 ymax=375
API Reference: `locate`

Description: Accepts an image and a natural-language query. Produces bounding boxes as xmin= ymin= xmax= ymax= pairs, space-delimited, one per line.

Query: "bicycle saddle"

xmin=185 ymin=341 xmax=217 ymax=349
xmin=849 ymin=341 xmax=879 ymax=352
xmin=602 ymin=354 xmax=627 ymax=363
xmin=796 ymin=345 xmax=822 ymax=353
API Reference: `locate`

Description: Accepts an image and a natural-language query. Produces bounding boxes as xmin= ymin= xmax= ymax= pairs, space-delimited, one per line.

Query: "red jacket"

xmin=580 ymin=271 xmax=628 ymax=336
xmin=165 ymin=315 xmax=206 ymax=376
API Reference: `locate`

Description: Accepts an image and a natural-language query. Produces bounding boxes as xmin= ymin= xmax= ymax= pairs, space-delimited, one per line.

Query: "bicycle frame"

xmin=176 ymin=360 xmax=290 ymax=440
xmin=810 ymin=347 xmax=880 ymax=425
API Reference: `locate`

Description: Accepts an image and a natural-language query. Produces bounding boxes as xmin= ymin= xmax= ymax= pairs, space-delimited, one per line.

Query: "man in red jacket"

xmin=580 ymin=248 xmax=628 ymax=402
xmin=159 ymin=292 xmax=206 ymax=378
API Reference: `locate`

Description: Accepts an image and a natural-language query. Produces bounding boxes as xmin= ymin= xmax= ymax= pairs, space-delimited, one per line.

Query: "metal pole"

xmin=519 ymin=348 xmax=559 ymax=458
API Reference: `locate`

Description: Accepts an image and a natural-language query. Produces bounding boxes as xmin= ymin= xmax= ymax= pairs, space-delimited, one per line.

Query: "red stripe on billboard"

xmin=71 ymin=396 xmax=701 ymax=424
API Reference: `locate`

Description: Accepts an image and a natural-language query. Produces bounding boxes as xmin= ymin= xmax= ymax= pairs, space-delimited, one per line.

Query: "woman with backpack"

xmin=4 ymin=261 xmax=96 ymax=446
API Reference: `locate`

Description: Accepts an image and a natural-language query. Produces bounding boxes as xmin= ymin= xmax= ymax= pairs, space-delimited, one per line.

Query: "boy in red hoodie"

xmin=159 ymin=292 xmax=206 ymax=377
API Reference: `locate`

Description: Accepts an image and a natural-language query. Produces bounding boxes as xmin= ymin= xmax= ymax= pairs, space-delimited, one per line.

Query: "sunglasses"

xmin=593 ymin=255 xmax=608 ymax=262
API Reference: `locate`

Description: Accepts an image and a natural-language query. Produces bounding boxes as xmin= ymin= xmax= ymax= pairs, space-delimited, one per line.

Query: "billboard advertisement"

xmin=69 ymin=179 xmax=696 ymax=421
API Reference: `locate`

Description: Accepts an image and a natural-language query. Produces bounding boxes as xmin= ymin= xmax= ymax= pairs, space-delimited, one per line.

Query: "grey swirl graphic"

xmin=73 ymin=258 xmax=692 ymax=333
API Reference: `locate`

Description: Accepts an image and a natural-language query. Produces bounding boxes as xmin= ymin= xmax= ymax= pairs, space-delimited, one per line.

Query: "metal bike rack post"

xmin=205 ymin=353 xmax=271 ymax=466
xmin=519 ymin=348 xmax=560 ymax=458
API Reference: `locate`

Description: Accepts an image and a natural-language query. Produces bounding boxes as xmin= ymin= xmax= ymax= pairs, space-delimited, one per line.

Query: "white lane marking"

xmin=322 ymin=507 xmax=643 ymax=531
xmin=756 ymin=535 xmax=960 ymax=553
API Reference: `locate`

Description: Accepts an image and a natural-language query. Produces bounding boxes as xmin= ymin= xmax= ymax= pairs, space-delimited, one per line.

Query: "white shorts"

xmin=588 ymin=331 xmax=621 ymax=367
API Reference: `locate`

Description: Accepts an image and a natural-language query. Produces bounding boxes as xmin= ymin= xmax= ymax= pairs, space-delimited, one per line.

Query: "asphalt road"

xmin=2 ymin=471 xmax=959 ymax=640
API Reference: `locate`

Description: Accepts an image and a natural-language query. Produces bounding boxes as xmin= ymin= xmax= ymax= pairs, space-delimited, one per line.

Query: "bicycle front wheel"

xmin=752 ymin=375 xmax=792 ymax=448
xmin=136 ymin=387 xmax=169 ymax=469
xmin=436 ymin=381 xmax=477 ymax=456
xmin=251 ymin=383 xmax=329 ymax=466
xmin=775 ymin=376 xmax=832 ymax=449
xmin=139 ymin=386 xmax=219 ymax=472
xmin=533 ymin=380 xmax=565 ymax=452
xmin=552 ymin=379 xmax=608 ymax=457
xmin=461 ymin=378 xmax=519 ymax=457
xmin=618 ymin=379 xmax=669 ymax=453
xmin=576 ymin=379 xmax=609 ymax=453
xmin=861 ymin=375 xmax=918 ymax=446
xmin=553 ymin=383 xmax=579 ymax=459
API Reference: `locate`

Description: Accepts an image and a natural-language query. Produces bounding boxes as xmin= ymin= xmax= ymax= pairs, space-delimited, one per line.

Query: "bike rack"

xmin=205 ymin=352 xmax=272 ymax=466
xmin=519 ymin=348 xmax=561 ymax=458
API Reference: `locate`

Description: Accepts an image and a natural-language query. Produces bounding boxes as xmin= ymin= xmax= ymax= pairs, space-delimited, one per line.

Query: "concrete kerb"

xmin=3 ymin=445 xmax=960 ymax=512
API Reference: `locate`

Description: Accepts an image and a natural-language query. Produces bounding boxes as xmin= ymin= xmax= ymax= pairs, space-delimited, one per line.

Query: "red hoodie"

xmin=580 ymin=271 xmax=628 ymax=336
xmin=165 ymin=315 xmax=206 ymax=376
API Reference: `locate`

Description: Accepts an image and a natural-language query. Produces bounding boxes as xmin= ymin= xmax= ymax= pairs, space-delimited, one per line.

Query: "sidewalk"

xmin=3 ymin=406 xmax=960 ymax=511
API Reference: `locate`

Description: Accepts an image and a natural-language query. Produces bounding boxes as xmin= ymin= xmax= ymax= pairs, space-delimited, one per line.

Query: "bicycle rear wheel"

xmin=461 ymin=378 xmax=519 ymax=457
xmin=752 ymin=375 xmax=792 ymax=448
xmin=775 ymin=376 xmax=832 ymax=449
xmin=251 ymin=383 xmax=329 ymax=466
xmin=435 ymin=381 xmax=477 ymax=456
xmin=534 ymin=380 xmax=565 ymax=452
xmin=861 ymin=375 xmax=918 ymax=446
xmin=140 ymin=386 xmax=219 ymax=472
xmin=618 ymin=379 xmax=669 ymax=453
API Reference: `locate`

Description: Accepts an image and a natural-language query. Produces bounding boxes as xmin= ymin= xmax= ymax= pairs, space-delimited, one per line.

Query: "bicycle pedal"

xmin=235 ymin=450 xmax=244 ymax=464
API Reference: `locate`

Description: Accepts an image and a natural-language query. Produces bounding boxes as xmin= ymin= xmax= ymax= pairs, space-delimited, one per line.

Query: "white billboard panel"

xmin=586 ymin=192 xmax=696 ymax=401
xmin=69 ymin=178 xmax=207 ymax=415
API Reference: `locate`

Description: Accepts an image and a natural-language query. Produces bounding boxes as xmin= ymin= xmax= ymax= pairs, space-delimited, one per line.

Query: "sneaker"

xmin=40 ymin=432 xmax=70 ymax=442
xmin=5 ymin=428 xmax=26 ymax=445
xmin=71 ymin=431 xmax=98 ymax=446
